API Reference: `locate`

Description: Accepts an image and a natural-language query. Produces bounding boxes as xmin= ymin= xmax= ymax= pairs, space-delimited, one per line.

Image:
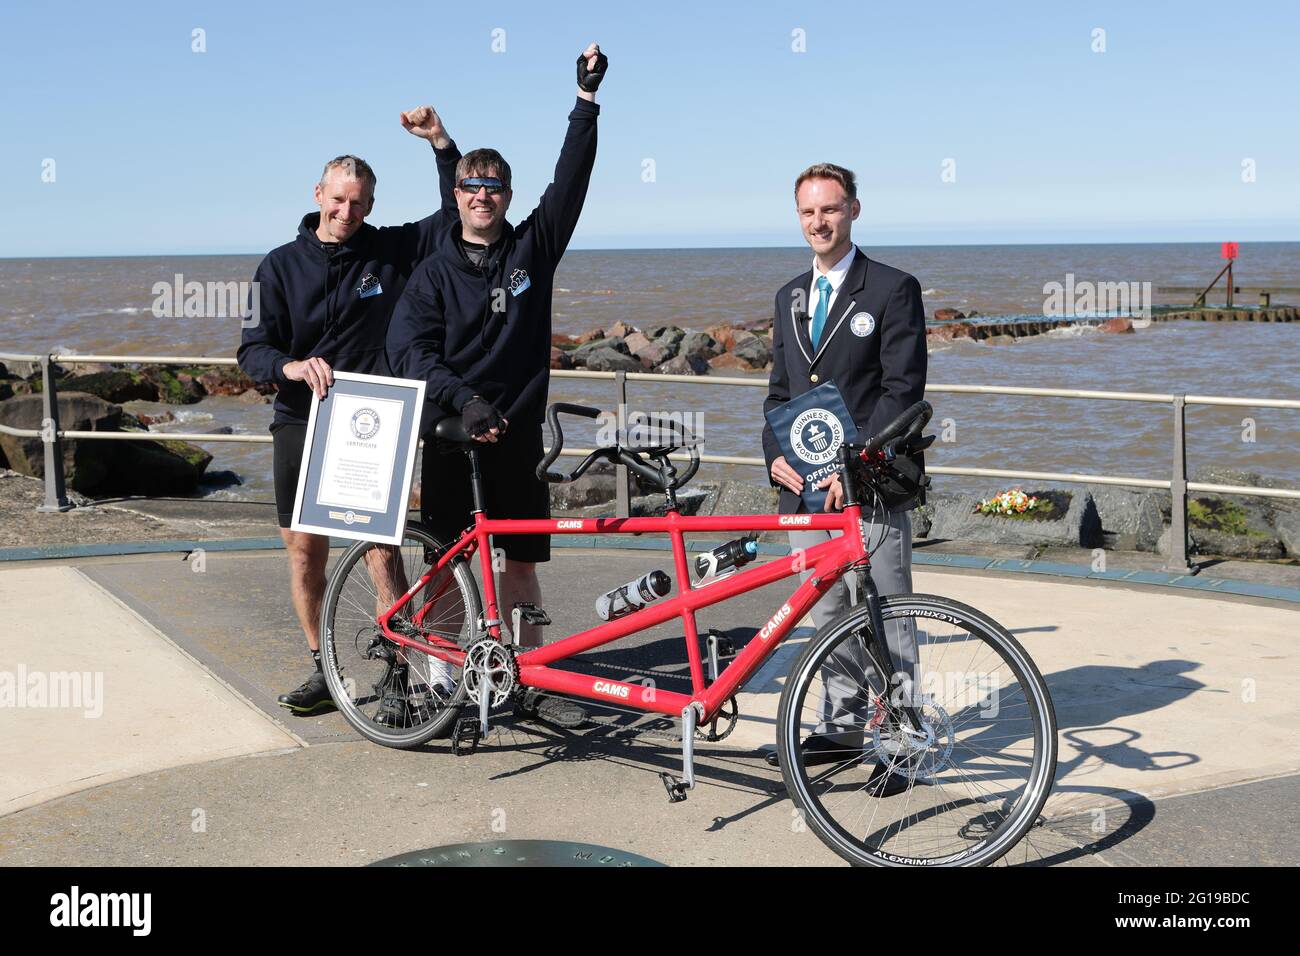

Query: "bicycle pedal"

xmin=706 ymin=630 xmax=735 ymax=658
xmin=659 ymin=772 xmax=689 ymax=804
xmin=451 ymin=716 xmax=481 ymax=756
xmin=512 ymin=602 xmax=551 ymax=626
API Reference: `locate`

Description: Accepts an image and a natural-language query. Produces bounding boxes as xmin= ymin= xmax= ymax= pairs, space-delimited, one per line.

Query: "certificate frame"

xmin=289 ymin=370 xmax=426 ymax=545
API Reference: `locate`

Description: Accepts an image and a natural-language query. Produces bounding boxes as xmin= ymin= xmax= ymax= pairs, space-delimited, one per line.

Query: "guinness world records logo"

xmin=790 ymin=408 xmax=844 ymax=465
xmin=350 ymin=407 xmax=380 ymax=440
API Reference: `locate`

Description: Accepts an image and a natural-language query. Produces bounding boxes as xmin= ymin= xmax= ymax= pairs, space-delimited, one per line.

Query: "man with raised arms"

xmin=387 ymin=44 xmax=607 ymax=727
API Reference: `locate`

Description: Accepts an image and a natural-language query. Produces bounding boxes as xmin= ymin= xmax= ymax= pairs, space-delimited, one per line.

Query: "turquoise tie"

xmin=811 ymin=276 xmax=832 ymax=349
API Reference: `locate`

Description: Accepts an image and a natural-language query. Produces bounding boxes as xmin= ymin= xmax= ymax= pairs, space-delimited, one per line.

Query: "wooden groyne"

xmin=926 ymin=316 xmax=1133 ymax=342
xmin=1151 ymin=306 xmax=1299 ymax=323
xmin=926 ymin=305 xmax=1298 ymax=343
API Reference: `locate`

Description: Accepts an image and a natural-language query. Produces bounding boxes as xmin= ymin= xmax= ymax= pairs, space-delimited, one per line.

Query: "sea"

xmin=2 ymin=241 xmax=1298 ymax=502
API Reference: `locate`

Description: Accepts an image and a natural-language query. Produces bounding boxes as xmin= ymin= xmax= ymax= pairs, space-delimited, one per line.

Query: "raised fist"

xmin=400 ymin=106 xmax=450 ymax=148
xmin=576 ymin=43 xmax=607 ymax=94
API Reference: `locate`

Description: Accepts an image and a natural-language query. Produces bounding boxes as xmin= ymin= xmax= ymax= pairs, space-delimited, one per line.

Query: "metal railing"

xmin=4 ymin=351 xmax=1299 ymax=574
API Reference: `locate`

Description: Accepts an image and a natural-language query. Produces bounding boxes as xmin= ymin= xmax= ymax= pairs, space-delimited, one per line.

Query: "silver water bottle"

xmin=693 ymin=536 xmax=760 ymax=586
xmin=595 ymin=570 xmax=672 ymax=621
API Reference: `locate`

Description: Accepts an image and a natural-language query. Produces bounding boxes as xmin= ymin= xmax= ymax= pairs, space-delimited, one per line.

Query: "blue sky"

xmin=3 ymin=0 xmax=1298 ymax=256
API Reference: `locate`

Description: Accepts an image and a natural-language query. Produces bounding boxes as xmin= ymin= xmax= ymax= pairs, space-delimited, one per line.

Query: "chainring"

xmin=461 ymin=639 xmax=517 ymax=708
xmin=698 ymin=696 xmax=739 ymax=742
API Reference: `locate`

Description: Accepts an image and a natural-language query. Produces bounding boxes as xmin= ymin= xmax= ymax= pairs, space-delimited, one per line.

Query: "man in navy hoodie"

xmin=387 ymin=44 xmax=605 ymax=725
xmin=238 ymin=106 xmax=461 ymax=716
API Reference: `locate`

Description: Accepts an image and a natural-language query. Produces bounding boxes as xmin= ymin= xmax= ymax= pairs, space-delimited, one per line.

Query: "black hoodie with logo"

xmin=237 ymin=141 xmax=462 ymax=427
xmin=386 ymin=98 xmax=599 ymax=432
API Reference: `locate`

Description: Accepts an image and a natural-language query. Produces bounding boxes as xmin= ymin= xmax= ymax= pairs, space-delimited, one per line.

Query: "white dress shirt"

xmin=806 ymin=246 xmax=856 ymax=341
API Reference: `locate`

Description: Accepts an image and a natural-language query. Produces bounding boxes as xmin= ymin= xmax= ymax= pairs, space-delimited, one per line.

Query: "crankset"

xmin=461 ymin=639 xmax=517 ymax=708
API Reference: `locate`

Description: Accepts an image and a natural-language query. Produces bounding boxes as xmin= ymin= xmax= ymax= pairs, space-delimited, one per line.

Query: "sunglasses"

xmin=456 ymin=177 xmax=507 ymax=195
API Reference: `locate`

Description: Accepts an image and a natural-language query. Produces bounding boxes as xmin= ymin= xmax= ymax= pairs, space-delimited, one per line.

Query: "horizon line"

xmin=4 ymin=236 xmax=1300 ymax=261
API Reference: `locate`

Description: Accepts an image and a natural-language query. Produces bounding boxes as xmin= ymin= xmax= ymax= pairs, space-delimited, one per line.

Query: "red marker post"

xmin=1221 ymin=242 xmax=1238 ymax=306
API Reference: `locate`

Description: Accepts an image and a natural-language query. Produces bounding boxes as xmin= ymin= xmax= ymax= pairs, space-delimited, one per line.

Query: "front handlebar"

xmin=861 ymin=400 xmax=933 ymax=455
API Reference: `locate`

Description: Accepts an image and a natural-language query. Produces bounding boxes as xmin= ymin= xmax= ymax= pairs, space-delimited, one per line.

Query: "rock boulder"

xmin=582 ymin=347 xmax=643 ymax=372
xmin=0 ymin=392 xmax=212 ymax=496
xmin=655 ymin=354 xmax=710 ymax=376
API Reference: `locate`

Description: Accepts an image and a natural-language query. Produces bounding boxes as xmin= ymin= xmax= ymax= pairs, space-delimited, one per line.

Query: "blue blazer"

xmin=761 ymin=247 xmax=928 ymax=514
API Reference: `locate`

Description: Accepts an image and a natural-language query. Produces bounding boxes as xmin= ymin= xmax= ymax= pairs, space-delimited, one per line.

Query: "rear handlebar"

xmin=536 ymin=403 xmax=603 ymax=483
xmin=536 ymin=403 xmax=702 ymax=493
xmin=626 ymin=413 xmax=701 ymax=488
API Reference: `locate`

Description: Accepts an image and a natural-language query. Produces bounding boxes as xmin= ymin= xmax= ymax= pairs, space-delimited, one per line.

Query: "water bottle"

xmin=693 ymin=536 xmax=759 ymax=586
xmin=595 ymin=569 xmax=672 ymax=621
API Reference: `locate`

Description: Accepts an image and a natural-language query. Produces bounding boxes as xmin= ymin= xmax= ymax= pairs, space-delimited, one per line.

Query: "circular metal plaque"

xmin=369 ymin=839 xmax=665 ymax=868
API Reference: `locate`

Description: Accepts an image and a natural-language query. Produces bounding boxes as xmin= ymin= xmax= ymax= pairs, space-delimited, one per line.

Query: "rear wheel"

xmin=320 ymin=522 xmax=481 ymax=748
xmin=777 ymin=594 xmax=1057 ymax=866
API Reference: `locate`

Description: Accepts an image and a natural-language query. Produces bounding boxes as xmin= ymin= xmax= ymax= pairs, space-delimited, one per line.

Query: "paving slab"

xmin=912 ymin=567 xmax=1300 ymax=816
xmin=0 ymin=565 xmax=299 ymax=816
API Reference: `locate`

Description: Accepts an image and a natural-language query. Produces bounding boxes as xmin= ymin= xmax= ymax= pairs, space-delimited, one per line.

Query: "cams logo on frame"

xmin=49 ymin=886 xmax=151 ymax=936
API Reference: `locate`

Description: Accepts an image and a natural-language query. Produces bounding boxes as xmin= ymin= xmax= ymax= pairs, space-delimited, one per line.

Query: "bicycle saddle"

xmin=433 ymin=416 xmax=473 ymax=445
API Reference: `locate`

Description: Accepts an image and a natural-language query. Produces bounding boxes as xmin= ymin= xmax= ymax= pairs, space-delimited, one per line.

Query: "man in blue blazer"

xmin=761 ymin=163 xmax=927 ymax=792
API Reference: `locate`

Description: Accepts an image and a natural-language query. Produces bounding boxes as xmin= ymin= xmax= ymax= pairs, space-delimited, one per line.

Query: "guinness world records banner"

xmin=764 ymin=380 xmax=856 ymax=513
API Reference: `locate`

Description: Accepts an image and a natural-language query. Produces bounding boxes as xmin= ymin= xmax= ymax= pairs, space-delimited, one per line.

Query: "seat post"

xmin=466 ymin=447 xmax=486 ymax=515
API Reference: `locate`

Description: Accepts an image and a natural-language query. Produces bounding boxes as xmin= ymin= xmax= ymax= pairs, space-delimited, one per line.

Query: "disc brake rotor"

xmin=871 ymin=694 xmax=954 ymax=781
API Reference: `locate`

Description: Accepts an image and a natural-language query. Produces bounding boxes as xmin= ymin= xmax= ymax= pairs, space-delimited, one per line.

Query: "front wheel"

xmin=777 ymin=594 xmax=1057 ymax=866
xmin=320 ymin=522 xmax=481 ymax=748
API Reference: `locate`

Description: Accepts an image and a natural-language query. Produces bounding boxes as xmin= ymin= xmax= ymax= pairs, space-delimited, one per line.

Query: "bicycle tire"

xmin=320 ymin=522 xmax=481 ymax=749
xmin=777 ymin=593 xmax=1057 ymax=867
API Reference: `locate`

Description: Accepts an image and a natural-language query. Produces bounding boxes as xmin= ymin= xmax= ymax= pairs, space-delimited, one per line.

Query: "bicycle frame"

xmin=377 ymin=507 xmax=874 ymax=725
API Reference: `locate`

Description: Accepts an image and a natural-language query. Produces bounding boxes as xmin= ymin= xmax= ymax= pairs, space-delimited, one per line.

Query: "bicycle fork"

xmin=839 ymin=449 xmax=924 ymax=735
xmin=856 ymin=570 xmax=926 ymax=736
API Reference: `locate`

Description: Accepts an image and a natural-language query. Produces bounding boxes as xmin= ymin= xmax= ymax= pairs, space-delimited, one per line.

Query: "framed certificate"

xmin=290 ymin=371 xmax=426 ymax=544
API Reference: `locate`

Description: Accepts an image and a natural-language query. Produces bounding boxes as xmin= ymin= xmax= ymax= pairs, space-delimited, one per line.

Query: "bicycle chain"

xmin=500 ymin=698 xmax=738 ymax=744
xmin=551 ymin=656 xmax=739 ymax=742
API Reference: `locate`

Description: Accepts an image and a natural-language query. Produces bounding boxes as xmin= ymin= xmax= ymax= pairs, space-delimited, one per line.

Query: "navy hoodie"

xmin=387 ymin=97 xmax=598 ymax=431
xmin=238 ymin=141 xmax=462 ymax=427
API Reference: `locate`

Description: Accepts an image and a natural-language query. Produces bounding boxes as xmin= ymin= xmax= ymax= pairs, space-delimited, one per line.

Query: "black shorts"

xmin=271 ymin=421 xmax=308 ymax=530
xmin=420 ymin=424 xmax=551 ymax=563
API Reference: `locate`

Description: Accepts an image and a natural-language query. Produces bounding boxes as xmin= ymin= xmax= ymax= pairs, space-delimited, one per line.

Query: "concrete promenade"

xmin=1 ymin=538 xmax=1297 ymax=866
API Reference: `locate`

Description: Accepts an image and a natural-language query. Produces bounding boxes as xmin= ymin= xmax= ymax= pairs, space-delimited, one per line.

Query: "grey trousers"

xmin=789 ymin=509 xmax=918 ymax=744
